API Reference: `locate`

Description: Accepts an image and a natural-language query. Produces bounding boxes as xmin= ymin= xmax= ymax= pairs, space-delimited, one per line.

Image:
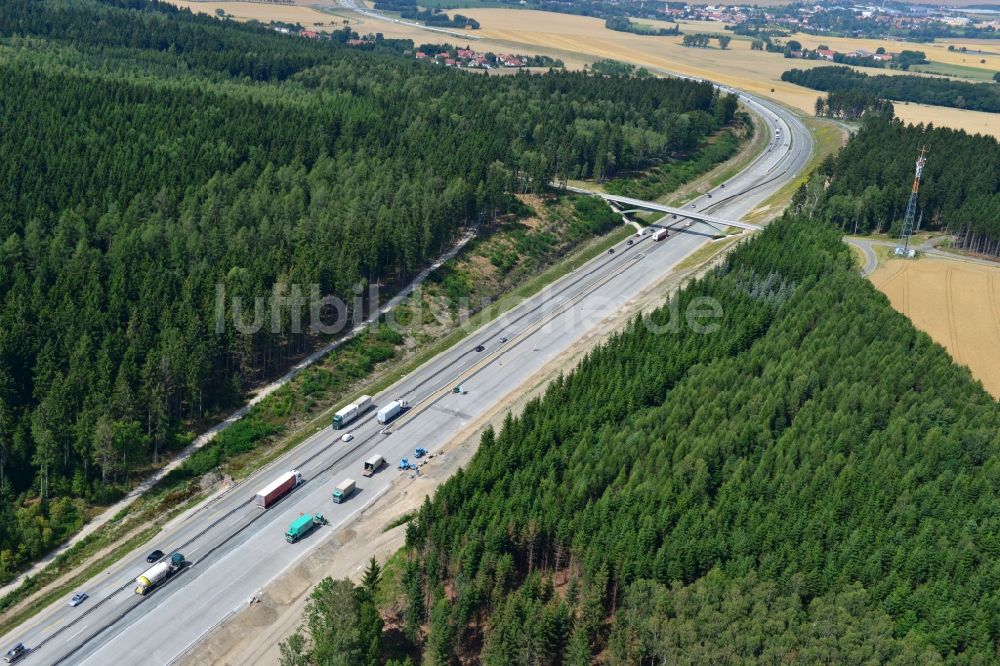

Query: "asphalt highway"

xmin=0 ymin=90 xmax=812 ymax=666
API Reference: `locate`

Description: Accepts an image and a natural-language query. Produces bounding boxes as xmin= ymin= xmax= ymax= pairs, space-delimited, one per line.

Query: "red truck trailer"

xmin=254 ymin=470 xmax=302 ymax=509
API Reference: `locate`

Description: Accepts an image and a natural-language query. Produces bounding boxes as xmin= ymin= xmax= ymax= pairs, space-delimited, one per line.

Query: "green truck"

xmin=285 ymin=513 xmax=326 ymax=543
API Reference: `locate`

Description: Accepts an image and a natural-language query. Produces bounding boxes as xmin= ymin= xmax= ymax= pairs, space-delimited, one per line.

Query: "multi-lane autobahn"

xmin=1 ymin=91 xmax=812 ymax=665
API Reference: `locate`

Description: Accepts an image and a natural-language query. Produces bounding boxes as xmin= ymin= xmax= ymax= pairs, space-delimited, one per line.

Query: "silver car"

xmin=4 ymin=643 xmax=27 ymax=664
xmin=68 ymin=592 xmax=88 ymax=607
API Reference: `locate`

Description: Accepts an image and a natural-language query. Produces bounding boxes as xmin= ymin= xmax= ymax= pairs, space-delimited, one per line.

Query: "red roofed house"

xmin=300 ymin=30 xmax=319 ymax=39
xmin=816 ymin=48 xmax=836 ymax=60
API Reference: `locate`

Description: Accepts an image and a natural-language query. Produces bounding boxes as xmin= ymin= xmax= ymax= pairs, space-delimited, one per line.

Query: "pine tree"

xmin=426 ymin=597 xmax=456 ymax=666
xmin=361 ymin=557 xmax=382 ymax=602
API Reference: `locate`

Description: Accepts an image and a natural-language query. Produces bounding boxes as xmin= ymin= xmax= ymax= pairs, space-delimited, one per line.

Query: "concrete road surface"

xmin=1 ymin=90 xmax=812 ymax=666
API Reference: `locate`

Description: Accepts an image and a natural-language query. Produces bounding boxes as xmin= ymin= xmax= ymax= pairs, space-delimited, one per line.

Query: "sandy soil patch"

xmin=870 ymin=256 xmax=1000 ymax=398
xmin=514 ymin=194 xmax=548 ymax=230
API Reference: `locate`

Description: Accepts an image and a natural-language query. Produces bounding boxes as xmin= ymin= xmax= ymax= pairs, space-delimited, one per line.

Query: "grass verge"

xmin=665 ymin=109 xmax=769 ymax=207
xmin=0 ymin=524 xmax=161 ymax=632
xmin=675 ymin=236 xmax=742 ymax=272
xmin=849 ymin=244 xmax=867 ymax=270
xmin=383 ymin=512 xmax=416 ymax=533
xmin=744 ymin=116 xmax=847 ymax=225
xmin=358 ymin=222 xmax=634 ymax=394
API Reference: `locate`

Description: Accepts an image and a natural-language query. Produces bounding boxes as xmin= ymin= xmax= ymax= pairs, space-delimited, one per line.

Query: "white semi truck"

xmin=376 ymin=400 xmax=407 ymax=424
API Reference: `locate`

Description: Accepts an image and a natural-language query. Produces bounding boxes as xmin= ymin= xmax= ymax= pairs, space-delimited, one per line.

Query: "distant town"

xmin=670 ymin=2 xmax=999 ymax=39
xmin=503 ymin=0 xmax=998 ymax=42
xmin=414 ymin=46 xmax=564 ymax=69
xmin=257 ymin=0 xmax=998 ymax=44
xmin=264 ymin=19 xmax=564 ymax=69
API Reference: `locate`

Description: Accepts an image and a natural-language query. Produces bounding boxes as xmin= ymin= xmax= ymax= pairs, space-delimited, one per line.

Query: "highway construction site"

xmin=1 ymin=87 xmax=814 ymax=665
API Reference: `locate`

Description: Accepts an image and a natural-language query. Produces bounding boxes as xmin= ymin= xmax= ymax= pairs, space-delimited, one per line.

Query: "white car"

xmin=68 ymin=592 xmax=88 ymax=607
xmin=341 ymin=433 xmax=354 ymax=443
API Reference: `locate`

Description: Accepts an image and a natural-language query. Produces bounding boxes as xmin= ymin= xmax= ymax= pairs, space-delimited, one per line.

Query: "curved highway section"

xmin=1 ymin=87 xmax=813 ymax=666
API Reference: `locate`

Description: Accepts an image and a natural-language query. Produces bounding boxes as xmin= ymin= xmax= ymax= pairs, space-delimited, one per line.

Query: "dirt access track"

xmin=871 ymin=256 xmax=1000 ymax=399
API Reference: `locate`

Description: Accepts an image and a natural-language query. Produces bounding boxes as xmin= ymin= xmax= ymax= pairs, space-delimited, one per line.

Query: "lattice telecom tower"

xmin=898 ymin=146 xmax=928 ymax=255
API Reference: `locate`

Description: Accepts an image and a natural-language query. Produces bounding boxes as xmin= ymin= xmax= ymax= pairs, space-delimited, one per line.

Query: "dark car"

xmin=4 ymin=643 xmax=26 ymax=664
xmin=474 ymin=345 xmax=485 ymax=352
xmin=627 ymin=239 xmax=634 ymax=245
xmin=720 ymin=183 xmax=726 ymax=188
xmin=607 ymin=248 xmax=615 ymax=254
xmin=146 ymin=549 xmax=164 ymax=563
xmin=707 ymin=194 xmax=712 ymax=198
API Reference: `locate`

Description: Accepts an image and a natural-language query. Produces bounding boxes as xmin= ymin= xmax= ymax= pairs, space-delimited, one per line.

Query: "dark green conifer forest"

xmin=0 ymin=0 xmax=736 ymax=582
xmin=393 ymin=213 xmax=1000 ymax=662
xmin=783 ymin=66 xmax=1000 ymax=113
xmin=797 ymin=117 xmax=1000 ymax=256
xmin=7 ymin=4 xmax=1000 ymax=663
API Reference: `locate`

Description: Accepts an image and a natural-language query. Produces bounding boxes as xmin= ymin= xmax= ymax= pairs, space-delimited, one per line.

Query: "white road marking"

xmin=65 ymin=625 xmax=89 ymax=642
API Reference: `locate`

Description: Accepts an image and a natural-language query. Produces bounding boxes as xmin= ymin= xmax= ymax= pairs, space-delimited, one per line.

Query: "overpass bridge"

xmin=563 ymin=186 xmax=762 ymax=233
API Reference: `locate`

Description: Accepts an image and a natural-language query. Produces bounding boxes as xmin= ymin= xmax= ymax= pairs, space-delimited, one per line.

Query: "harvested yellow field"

xmin=871 ymin=257 xmax=1000 ymax=398
xmin=167 ymin=1 xmax=345 ymax=29
xmin=437 ymin=9 xmax=997 ymax=135
xmin=467 ymin=12 xmax=830 ymax=90
xmin=462 ymin=9 xmax=1000 ymax=137
xmin=166 ymin=3 xmax=999 ymax=137
xmin=893 ymin=101 xmax=1000 ymax=137
xmin=167 ymin=1 xmax=589 ymax=65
